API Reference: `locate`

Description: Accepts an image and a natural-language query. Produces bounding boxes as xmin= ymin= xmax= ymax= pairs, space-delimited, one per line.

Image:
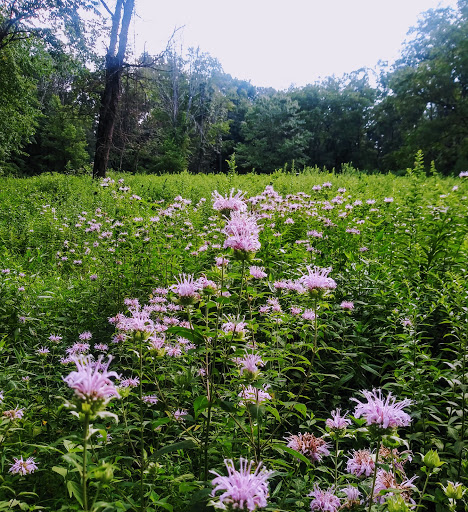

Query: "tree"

xmin=92 ymin=0 xmax=135 ymax=178
xmin=374 ymin=3 xmax=468 ymax=173
xmin=0 ymin=37 xmax=49 ymax=172
xmin=236 ymin=93 xmax=310 ymax=171
xmin=0 ymin=0 xmax=98 ymax=53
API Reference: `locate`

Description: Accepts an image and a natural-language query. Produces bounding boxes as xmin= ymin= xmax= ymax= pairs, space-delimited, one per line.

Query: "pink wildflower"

xmin=9 ymin=456 xmax=38 ymax=475
xmin=340 ymin=301 xmax=354 ymax=310
xmin=222 ymin=317 xmax=248 ymax=336
xmin=309 ymin=485 xmax=341 ymax=511
xmin=215 ymin=256 xmax=229 ymax=267
xmin=299 ymin=266 xmax=337 ymax=293
xmin=212 ymin=189 xmax=247 ymax=214
xmin=352 ymin=389 xmax=412 ymax=430
xmin=170 ymin=274 xmax=201 ymax=305
xmin=238 ymin=384 xmax=271 ymax=405
xmin=302 ymin=309 xmax=316 ymax=321
xmin=249 ymin=266 xmax=267 ymax=279
xmin=3 ymin=407 xmax=24 ymax=420
xmin=174 ymin=409 xmax=188 ymax=421
xmin=286 ymin=433 xmax=330 ymax=462
xmin=326 ymin=409 xmax=351 ymax=431
xmin=63 ymin=355 xmax=120 ymax=406
xmin=223 ymin=211 xmax=261 ymax=259
xmin=142 ymin=395 xmax=158 ymax=405
xmin=373 ymin=470 xmax=417 ymax=505
xmin=119 ymin=377 xmax=139 ymax=388
xmin=346 ymin=449 xmax=375 ymax=477
xmin=211 ymin=458 xmax=272 ymax=512
xmin=235 ymin=352 xmax=265 ymax=376
xmin=342 ymin=486 xmax=361 ymax=504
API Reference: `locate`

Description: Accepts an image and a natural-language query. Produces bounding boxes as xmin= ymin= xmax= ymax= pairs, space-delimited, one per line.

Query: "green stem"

xmin=139 ymin=334 xmax=145 ymax=512
xmin=416 ymin=469 xmax=432 ymax=510
xmin=334 ymin=437 xmax=339 ymax=486
xmin=458 ymin=337 xmax=466 ymax=479
xmin=236 ymin=260 xmax=246 ymax=318
xmin=256 ymin=400 xmax=261 ymax=463
xmin=367 ymin=433 xmax=382 ymax=512
xmin=82 ymin=413 xmax=90 ymax=512
xmin=203 ymin=400 xmax=212 ymax=481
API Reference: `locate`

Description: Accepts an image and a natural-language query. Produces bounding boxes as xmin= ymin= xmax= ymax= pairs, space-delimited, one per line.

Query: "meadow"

xmin=0 ymin=165 xmax=467 ymax=511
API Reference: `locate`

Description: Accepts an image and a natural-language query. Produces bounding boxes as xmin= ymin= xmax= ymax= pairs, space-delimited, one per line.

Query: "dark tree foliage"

xmin=1 ymin=0 xmax=468 ymax=175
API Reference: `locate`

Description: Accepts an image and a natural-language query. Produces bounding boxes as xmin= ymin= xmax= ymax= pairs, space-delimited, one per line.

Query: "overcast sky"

xmin=123 ymin=0 xmax=459 ymax=90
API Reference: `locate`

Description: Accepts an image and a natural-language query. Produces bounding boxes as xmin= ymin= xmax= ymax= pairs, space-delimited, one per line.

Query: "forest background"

xmin=0 ymin=0 xmax=467 ymax=177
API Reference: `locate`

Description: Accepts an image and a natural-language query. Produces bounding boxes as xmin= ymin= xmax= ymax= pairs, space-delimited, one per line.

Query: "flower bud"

xmin=444 ymin=481 xmax=465 ymax=500
xmin=94 ymin=462 xmax=114 ymax=484
xmin=387 ymin=495 xmax=410 ymax=512
xmin=423 ymin=449 xmax=443 ymax=469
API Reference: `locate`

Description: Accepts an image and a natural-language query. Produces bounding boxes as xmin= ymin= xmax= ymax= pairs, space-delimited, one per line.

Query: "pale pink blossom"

xmin=9 ymin=456 xmax=38 ymax=475
xmin=352 ymin=389 xmax=412 ymax=430
xmin=210 ymin=458 xmax=273 ymax=512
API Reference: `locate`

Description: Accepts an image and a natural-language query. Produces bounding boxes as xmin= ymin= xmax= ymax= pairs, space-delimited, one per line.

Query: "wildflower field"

xmin=0 ymin=165 xmax=467 ymax=512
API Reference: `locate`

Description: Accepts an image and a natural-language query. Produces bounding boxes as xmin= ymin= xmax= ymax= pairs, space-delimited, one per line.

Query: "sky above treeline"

xmin=121 ymin=0 xmax=459 ymax=90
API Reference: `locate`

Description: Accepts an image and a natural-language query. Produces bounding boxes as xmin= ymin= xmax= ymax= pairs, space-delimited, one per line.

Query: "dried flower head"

xmin=286 ymin=432 xmax=330 ymax=463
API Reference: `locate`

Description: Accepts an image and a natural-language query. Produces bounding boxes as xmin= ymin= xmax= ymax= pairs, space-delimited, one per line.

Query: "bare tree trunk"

xmin=93 ymin=0 xmax=134 ymax=178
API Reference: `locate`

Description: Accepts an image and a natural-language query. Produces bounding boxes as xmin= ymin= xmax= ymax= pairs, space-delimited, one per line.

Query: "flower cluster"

xmin=352 ymin=388 xmax=412 ymax=431
xmin=211 ymin=458 xmax=272 ymax=511
xmin=63 ymin=355 xmax=120 ymax=417
xmin=286 ymin=432 xmax=330 ymax=463
xmin=223 ymin=211 xmax=261 ymax=260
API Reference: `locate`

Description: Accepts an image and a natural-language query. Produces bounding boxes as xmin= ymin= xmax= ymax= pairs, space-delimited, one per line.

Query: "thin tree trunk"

xmin=93 ymin=0 xmax=134 ymax=178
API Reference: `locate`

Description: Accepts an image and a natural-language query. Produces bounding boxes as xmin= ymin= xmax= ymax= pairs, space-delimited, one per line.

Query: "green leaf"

xmin=52 ymin=466 xmax=68 ymax=479
xmin=155 ymin=439 xmax=197 ymax=456
xmin=293 ymin=403 xmax=307 ymax=417
xmin=166 ymin=326 xmax=205 ymax=345
xmin=67 ymin=480 xmax=84 ymax=507
xmin=271 ymin=444 xmax=311 ymax=466
xmin=193 ymin=396 xmax=210 ymax=418
xmin=265 ymin=406 xmax=280 ymax=422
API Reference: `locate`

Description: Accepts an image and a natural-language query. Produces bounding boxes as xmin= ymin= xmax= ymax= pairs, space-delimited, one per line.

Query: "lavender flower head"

xmin=373 ymin=470 xmax=417 ymax=505
xmin=9 ymin=456 xmax=38 ymax=475
xmin=325 ymin=409 xmax=351 ymax=432
xmin=238 ymin=384 xmax=272 ymax=406
xmin=235 ymin=352 xmax=265 ymax=378
xmin=299 ymin=266 xmax=337 ymax=297
xmin=3 ymin=407 xmax=24 ymax=420
xmin=210 ymin=458 xmax=273 ymax=512
xmin=63 ymin=355 xmax=120 ymax=416
xmin=352 ymin=389 xmax=412 ymax=431
xmin=170 ymin=274 xmax=201 ymax=305
xmin=223 ymin=211 xmax=261 ymax=261
xmin=212 ymin=189 xmax=247 ymax=215
xmin=249 ymin=266 xmax=267 ymax=279
xmin=341 ymin=486 xmax=361 ymax=504
xmin=222 ymin=316 xmax=249 ymax=339
xmin=309 ymin=485 xmax=341 ymax=511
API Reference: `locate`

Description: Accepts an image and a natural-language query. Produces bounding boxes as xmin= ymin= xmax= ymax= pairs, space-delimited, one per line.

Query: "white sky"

xmin=125 ymin=0 xmax=459 ymax=90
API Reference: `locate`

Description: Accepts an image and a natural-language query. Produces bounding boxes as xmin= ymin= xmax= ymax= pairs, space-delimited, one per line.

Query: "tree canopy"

xmin=1 ymin=0 xmax=467 ymax=175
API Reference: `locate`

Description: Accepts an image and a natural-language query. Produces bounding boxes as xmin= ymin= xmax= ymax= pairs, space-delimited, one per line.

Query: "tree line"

xmin=1 ymin=0 xmax=467 ymax=176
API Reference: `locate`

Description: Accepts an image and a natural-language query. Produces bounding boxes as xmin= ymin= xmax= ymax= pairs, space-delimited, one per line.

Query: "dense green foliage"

xmin=0 ymin=169 xmax=467 ymax=511
xmin=1 ymin=1 xmax=468 ymax=176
